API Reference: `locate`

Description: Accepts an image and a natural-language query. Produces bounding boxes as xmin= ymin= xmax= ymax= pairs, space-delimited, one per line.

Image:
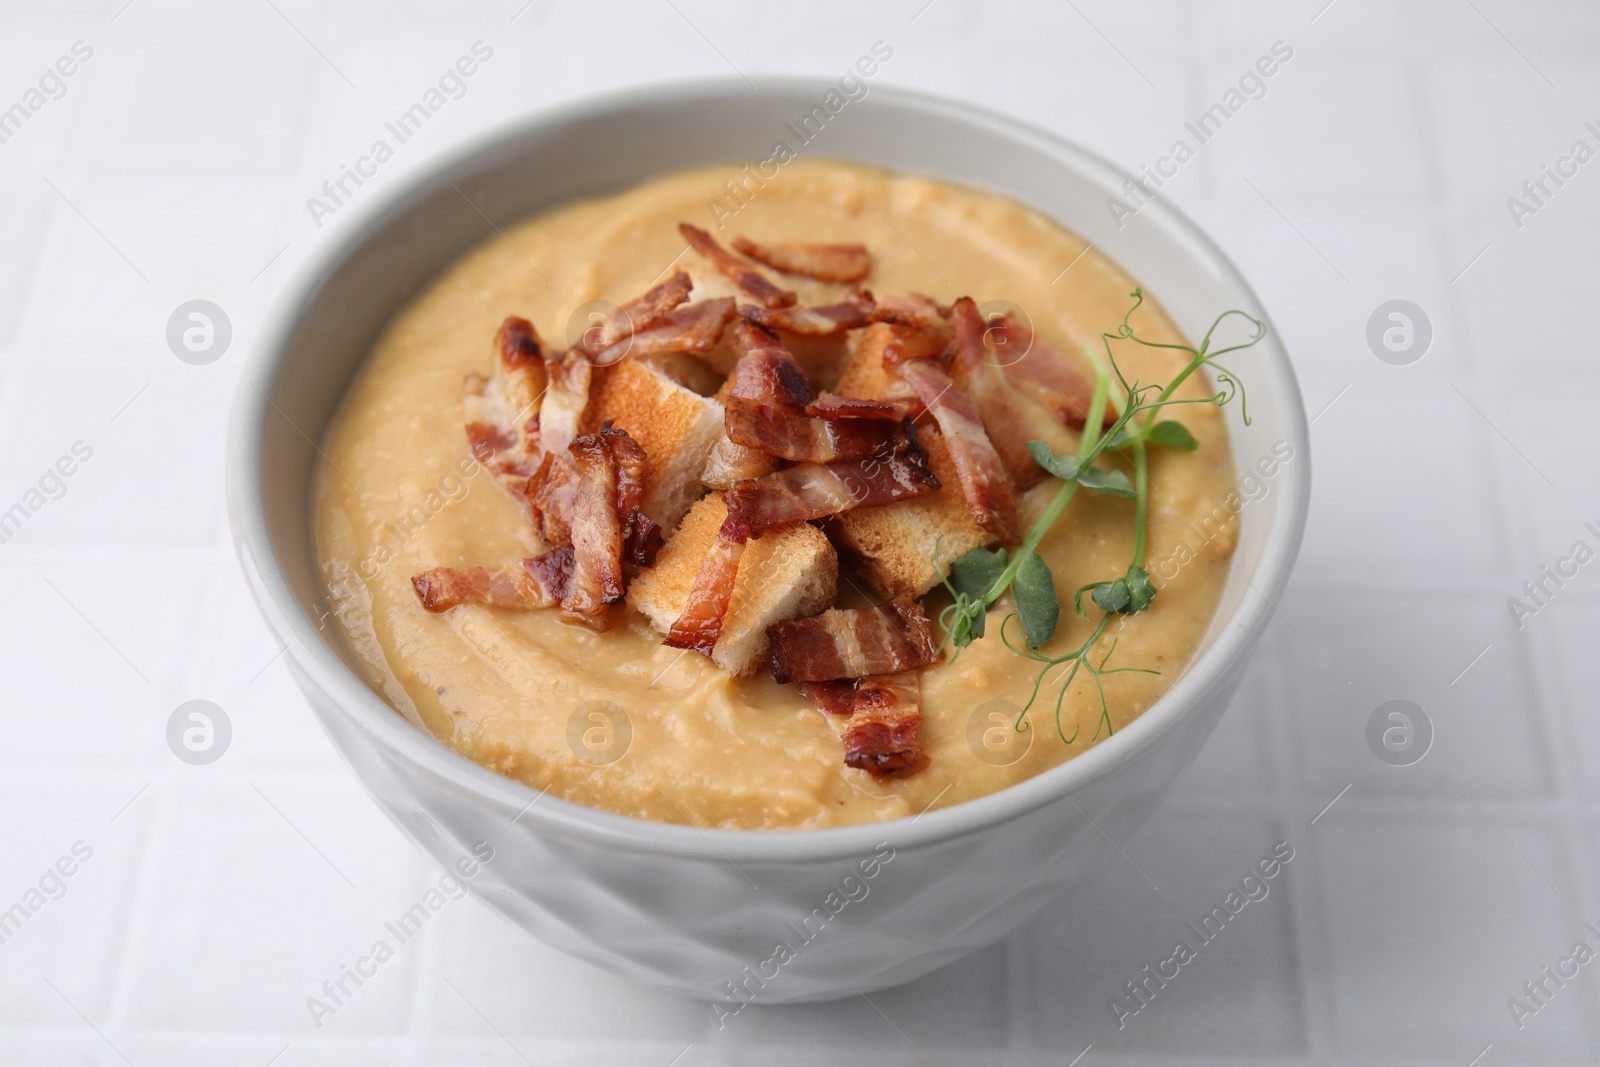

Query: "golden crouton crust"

xmin=628 ymin=493 xmax=837 ymax=676
xmin=582 ymin=359 xmax=723 ymax=531
xmin=830 ymin=325 xmax=997 ymax=597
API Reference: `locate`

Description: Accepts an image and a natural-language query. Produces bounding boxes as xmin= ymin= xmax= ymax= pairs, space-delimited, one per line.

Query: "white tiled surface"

xmin=2 ymin=1 xmax=1597 ymax=1063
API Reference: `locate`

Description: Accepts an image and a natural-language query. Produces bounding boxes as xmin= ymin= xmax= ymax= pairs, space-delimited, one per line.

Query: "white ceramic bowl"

xmin=227 ymin=79 xmax=1310 ymax=1005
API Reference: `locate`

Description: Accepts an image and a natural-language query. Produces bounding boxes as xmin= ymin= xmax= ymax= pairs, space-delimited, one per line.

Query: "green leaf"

xmin=1091 ymin=578 xmax=1131 ymax=613
xmin=1012 ymin=550 xmax=1060 ymax=648
xmin=1124 ymin=565 xmax=1157 ymax=613
xmin=947 ymin=547 xmax=1007 ymax=640
xmin=1145 ymin=420 xmax=1199 ymax=451
xmin=1087 ymin=565 xmax=1157 ymax=617
xmin=1027 ymin=440 xmax=1079 ymax=481
xmin=1076 ymin=466 xmax=1136 ymax=498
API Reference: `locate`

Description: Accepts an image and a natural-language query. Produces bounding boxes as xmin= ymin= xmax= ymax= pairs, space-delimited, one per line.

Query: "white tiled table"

xmin=3 ymin=1 xmax=1597 ymax=1063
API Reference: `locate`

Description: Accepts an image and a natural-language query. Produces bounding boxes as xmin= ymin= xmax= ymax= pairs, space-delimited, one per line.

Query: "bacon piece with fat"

xmin=869 ymin=293 xmax=949 ymax=328
xmin=462 ymin=316 xmax=548 ymax=511
xmin=606 ymin=422 xmax=664 ymax=568
xmin=538 ymin=350 xmax=592 ymax=458
xmin=590 ymin=296 xmax=735 ymax=366
xmin=799 ymin=680 xmax=859 ymax=715
xmin=573 ymin=270 xmax=694 ymax=360
xmin=560 ymin=424 xmax=661 ymax=630
xmin=722 ymin=331 xmax=913 ymax=463
xmin=662 ymin=518 xmax=746 ymax=652
xmin=799 ymin=673 xmax=929 ymax=780
xmin=989 ymin=312 xmax=1111 ymax=428
xmin=730 ymin=236 xmax=871 ymax=283
xmin=411 ymin=548 xmax=575 ymax=612
xmin=891 ymin=357 xmax=1021 ymax=543
xmin=527 ymin=452 xmax=579 ymax=547
xmin=767 ymin=597 xmax=941 ymax=684
xmin=722 ymin=448 xmax=940 ymax=540
xmin=805 ymin=393 xmax=915 ymax=421
xmin=841 ymin=673 xmax=928 ymax=780
xmin=737 ymin=290 xmax=875 ymax=336
xmin=947 ymin=297 xmax=1074 ymax=490
xmin=679 ymin=223 xmax=796 ymax=309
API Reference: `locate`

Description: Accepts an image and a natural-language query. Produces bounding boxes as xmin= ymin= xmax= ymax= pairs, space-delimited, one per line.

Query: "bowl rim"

xmin=227 ymin=75 xmax=1310 ymax=864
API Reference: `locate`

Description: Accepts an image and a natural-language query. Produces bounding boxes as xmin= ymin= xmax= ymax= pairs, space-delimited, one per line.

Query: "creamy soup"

xmin=313 ymin=160 xmax=1237 ymax=830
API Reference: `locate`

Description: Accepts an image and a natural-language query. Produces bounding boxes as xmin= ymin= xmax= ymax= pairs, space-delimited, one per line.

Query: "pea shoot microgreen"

xmin=937 ymin=289 xmax=1265 ymax=744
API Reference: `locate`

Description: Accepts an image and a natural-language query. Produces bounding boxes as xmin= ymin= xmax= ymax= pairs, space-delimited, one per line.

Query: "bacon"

xmin=805 ymin=393 xmax=914 ymax=421
xmin=411 ymin=548 xmax=574 ymax=612
xmin=841 ymin=673 xmax=927 ymax=780
xmin=722 ymin=448 xmax=939 ymax=540
xmin=679 ymin=223 xmax=796 ymax=309
xmin=606 ymin=423 xmax=664 ymax=568
xmin=574 ymin=270 xmax=693 ymax=359
xmin=527 ymin=452 xmax=579 ymax=547
xmin=947 ymin=297 xmax=1074 ymax=490
xmin=462 ymin=317 xmax=548 ymax=510
xmin=538 ymin=349 xmax=592 ymax=458
xmin=663 ymin=518 xmax=746 ymax=652
xmin=767 ymin=597 xmax=940 ymax=684
xmin=737 ymin=290 xmax=875 ymax=336
xmin=799 ymin=680 xmax=859 ymax=715
xmin=590 ymin=297 xmax=735 ymax=366
xmin=730 ymin=237 xmax=871 ymax=283
xmin=561 ymin=424 xmax=661 ymax=629
xmin=989 ymin=313 xmax=1111 ymax=428
xmin=892 ymin=358 xmax=1020 ymax=543
xmin=879 ymin=320 xmax=955 ymax=369
xmin=722 ymin=335 xmax=912 ymax=463
xmin=869 ymin=293 xmax=949 ymax=328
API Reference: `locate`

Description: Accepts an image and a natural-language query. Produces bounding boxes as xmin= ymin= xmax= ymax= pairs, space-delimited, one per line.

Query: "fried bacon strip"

xmin=879 ymin=319 xmax=955 ymax=370
xmin=722 ymin=331 xmax=912 ymax=463
xmin=805 ymin=393 xmax=914 ymax=421
xmin=722 ymin=448 xmax=939 ymax=540
xmin=799 ymin=680 xmax=859 ymax=715
xmin=989 ymin=312 xmax=1111 ymax=428
xmin=591 ymin=296 xmax=736 ymax=366
xmin=679 ymin=223 xmax=796 ymax=309
xmin=947 ymin=297 xmax=1074 ymax=491
xmin=607 ymin=424 xmax=665 ymax=568
xmin=891 ymin=357 xmax=1021 ymax=543
xmin=731 ymin=237 xmax=871 ymax=283
xmin=527 ymin=452 xmax=579 ymax=547
xmin=663 ymin=519 xmax=746 ymax=652
xmin=411 ymin=548 xmax=575 ymax=612
xmin=841 ymin=673 xmax=928 ymax=780
xmin=737 ymin=290 xmax=875 ymax=336
xmin=561 ymin=424 xmax=660 ymax=630
xmin=768 ymin=597 xmax=940 ymax=684
xmin=538 ymin=350 xmax=592 ymax=459
xmin=463 ymin=317 xmax=547 ymax=508
xmin=799 ymin=673 xmax=929 ymax=780
xmin=573 ymin=270 xmax=694 ymax=359
xmin=869 ymin=293 xmax=949 ymax=328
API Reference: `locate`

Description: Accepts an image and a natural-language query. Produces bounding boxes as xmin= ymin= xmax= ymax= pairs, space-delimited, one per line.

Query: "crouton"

xmin=629 ymin=493 xmax=837 ymax=676
xmin=581 ymin=359 xmax=724 ymax=532
xmin=829 ymin=323 xmax=996 ymax=597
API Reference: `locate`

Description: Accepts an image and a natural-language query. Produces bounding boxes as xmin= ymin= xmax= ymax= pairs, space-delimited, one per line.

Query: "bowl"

xmin=226 ymin=78 xmax=1310 ymax=1005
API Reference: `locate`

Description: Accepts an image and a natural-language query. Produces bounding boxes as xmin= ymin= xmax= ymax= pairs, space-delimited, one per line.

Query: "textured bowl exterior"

xmin=227 ymin=79 xmax=1310 ymax=1005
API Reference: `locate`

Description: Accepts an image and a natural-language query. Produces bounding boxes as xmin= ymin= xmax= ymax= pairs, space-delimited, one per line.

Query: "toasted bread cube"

xmin=829 ymin=324 xmax=996 ymax=597
xmin=582 ymin=359 xmax=724 ymax=532
xmin=629 ymin=493 xmax=837 ymax=676
xmin=832 ymin=430 xmax=997 ymax=598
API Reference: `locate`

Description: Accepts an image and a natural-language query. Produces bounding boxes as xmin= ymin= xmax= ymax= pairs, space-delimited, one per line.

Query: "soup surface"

xmin=313 ymin=160 xmax=1237 ymax=829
